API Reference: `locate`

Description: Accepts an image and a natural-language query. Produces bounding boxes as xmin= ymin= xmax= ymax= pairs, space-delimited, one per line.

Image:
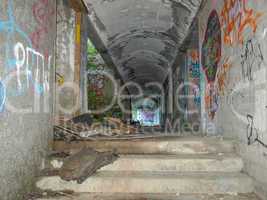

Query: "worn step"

xmin=53 ymin=137 xmax=235 ymax=155
xmin=36 ymin=172 xmax=253 ymax=194
xmin=36 ymin=193 xmax=260 ymax=200
xmin=46 ymin=154 xmax=243 ymax=173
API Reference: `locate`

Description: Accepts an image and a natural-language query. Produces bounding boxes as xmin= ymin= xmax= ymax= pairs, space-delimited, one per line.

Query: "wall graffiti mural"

xmin=202 ymin=10 xmax=222 ymax=83
xmin=202 ymin=10 xmax=221 ymax=119
xmin=0 ymin=0 xmax=52 ymax=111
xmin=220 ymin=0 xmax=263 ymax=45
xmin=247 ymin=114 xmax=267 ymax=148
xmin=217 ymin=57 xmax=232 ymax=95
xmin=187 ymin=49 xmax=201 ymax=107
xmin=241 ymin=38 xmax=264 ymax=81
xmin=205 ymin=83 xmax=219 ymax=120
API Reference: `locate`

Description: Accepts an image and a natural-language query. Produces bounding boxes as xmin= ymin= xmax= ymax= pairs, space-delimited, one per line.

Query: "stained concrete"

xmin=36 ymin=172 xmax=253 ymax=194
xmin=196 ymin=0 xmax=267 ymax=198
xmin=0 ymin=0 xmax=56 ymax=199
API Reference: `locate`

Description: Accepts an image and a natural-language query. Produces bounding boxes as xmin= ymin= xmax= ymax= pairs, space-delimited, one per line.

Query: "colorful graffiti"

xmin=0 ymin=0 xmax=52 ymax=111
xmin=187 ymin=49 xmax=201 ymax=106
xmin=217 ymin=57 xmax=232 ymax=95
xmin=202 ymin=10 xmax=222 ymax=83
xmin=241 ymin=38 xmax=264 ymax=81
xmin=205 ymin=83 xmax=219 ymax=120
xmin=220 ymin=0 xmax=263 ymax=45
xmin=202 ymin=10 xmax=222 ymax=119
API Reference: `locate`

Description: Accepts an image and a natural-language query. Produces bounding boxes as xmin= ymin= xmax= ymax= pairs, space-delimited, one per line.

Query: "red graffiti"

xmin=217 ymin=57 xmax=232 ymax=95
xmin=221 ymin=0 xmax=263 ymax=45
xmin=31 ymin=0 xmax=55 ymax=52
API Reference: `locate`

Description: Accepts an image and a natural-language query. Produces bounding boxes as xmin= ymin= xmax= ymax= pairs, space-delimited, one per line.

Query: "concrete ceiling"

xmin=86 ymin=0 xmax=202 ymax=89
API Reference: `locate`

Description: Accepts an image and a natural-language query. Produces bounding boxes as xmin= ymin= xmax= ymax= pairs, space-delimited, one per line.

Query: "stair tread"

xmin=36 ymin=193 xmax=260 ymax=200
xmin=117 ymin=153 xmax=241 ymax=159
xmin=40 ymin=171 xmax=251 ymax=179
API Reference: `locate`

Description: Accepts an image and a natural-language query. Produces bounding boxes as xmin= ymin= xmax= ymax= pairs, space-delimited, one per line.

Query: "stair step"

xmin=36 ymin=193 xmax=260 ymax=200
xmin=53 ymin=137 xmax=235 ymax=155
xmin=46 ymin=154 xmax=243 ymax=173
xmin=36 ymin=172 xmax=253 ymax=194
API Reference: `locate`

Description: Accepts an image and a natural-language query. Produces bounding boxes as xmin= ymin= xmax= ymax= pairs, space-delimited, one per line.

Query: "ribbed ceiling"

xmin=86 ymin=0 xmax=202 ymax=89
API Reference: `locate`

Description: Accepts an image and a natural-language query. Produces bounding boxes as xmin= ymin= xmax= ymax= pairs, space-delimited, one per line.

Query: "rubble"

xmin=59 ymin=148 xmax=119 ymax=184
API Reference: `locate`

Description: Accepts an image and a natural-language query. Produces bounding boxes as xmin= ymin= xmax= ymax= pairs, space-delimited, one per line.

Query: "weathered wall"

xmin=198 ymin=0 xmax=267 ymax=198
xmin=55 ymin=0 xmax=89 ymax=119
xmin=55 ymin=0 xmax=76 ymax=119
xmin=0 ymin=0 xmax=56 ymax=199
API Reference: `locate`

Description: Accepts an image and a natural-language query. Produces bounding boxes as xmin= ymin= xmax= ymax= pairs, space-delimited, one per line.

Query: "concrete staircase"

xmin=36 ymin=137 xmax=259 ymax=200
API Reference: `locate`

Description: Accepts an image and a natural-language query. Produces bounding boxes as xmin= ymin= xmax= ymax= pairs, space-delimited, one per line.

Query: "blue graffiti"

xmin=0 ymin=0 xmax=32 ymax=70
xmin=0 ymin=0 xmax=46 ymax=102
xmin=0 ymin=81 xmax=6 ymax=112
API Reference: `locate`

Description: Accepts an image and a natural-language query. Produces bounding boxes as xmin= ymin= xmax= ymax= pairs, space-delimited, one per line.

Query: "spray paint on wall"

xmin=241 ymin=37 xmax=264 ymax=81
xmin=220 ymin=0 xmax=263 ymax=45
xmin=202 ymin=10 xmax=222 ymax=119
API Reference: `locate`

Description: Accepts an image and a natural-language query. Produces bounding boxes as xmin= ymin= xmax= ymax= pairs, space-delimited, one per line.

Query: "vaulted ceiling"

xmin=86 ymin=0 xmax=202 ymax=88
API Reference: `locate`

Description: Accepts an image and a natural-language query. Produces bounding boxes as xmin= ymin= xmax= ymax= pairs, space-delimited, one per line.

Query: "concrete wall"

xmin=55 ymin=0 xmax=89 ymax=119
xmin=197 ymin=0 xmax=267 ymax=198
xmin=0 ymin=0 xmax=56 ymax=199
xmin=55 ymin=0 xmax=76 ymax=119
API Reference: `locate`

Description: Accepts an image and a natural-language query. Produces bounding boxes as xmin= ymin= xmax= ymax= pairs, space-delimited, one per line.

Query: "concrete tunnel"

xmin=0 ymin=0 xmax=267 ymax=199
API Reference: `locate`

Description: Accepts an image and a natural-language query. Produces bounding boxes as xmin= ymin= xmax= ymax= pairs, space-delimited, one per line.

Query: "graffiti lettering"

xmin=221 ymin=0 xmax=262 ymax=45
xmin=241 ymin=38 xmax=264 ymax=81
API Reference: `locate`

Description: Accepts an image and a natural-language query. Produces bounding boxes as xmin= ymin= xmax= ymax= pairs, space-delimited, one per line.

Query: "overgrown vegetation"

xmin=87 ymin=39 xmax=122 ymax=122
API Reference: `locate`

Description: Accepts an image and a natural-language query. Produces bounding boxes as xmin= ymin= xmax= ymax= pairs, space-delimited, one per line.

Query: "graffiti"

xmin=217 ymin=57 xmax=232 ymax=95
xmin=247 ymin=114 xmax=267 ymax=148
xmin=188 ymin=50 xmax=200 ymax=79
xmin=205 ymin=83 xmax=219 ymax=120
xmin=0 ymin=81 xmax=6 ymax=112
xmin=8 ymin=42 xmax=51 ymax=95
xmin=220 ymin=0 xmax=262 ymax=45
xmin=31 ymin=0 xmax=55 ymax=57
xmin=187 ymin=49 xmax=201 ymax=107
xmin=241 ymin=38 xmax=264 ymax=81
xmin=0 ymin=0 xmax=32 ymax=70
xmin=202 ymin=10 xmax=222 ymax=83
xmin=202 ymin=10 xmax=221 ymax=119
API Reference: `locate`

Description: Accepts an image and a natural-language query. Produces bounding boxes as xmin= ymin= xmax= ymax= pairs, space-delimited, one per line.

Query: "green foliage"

xmin=87 ymin=40 xmax=98 ymax=70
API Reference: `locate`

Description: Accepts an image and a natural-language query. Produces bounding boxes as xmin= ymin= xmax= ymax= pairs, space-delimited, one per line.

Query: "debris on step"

xmin=54 ymin=115 xmax=141 ymax=141
xmin=59 ymin=148 xmax=119 ymax=184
